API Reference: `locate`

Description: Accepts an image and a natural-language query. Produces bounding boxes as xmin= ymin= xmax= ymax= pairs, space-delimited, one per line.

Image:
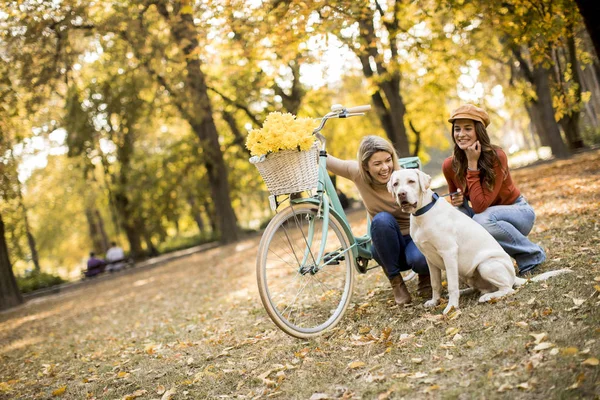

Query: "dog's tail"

xmin=514 ymin=269 xmax=572 ymax=287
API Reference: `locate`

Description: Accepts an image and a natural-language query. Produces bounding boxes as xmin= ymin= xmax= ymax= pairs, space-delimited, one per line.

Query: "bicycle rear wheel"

xmin=257 ymin=203 xmax=355 ymax=338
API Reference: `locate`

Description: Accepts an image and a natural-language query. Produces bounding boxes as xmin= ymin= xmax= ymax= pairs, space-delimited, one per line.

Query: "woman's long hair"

xmin=357 ymin=135 xmax=400 ymax=187
xmin=451 ymin=121 xmax=501 ymax=191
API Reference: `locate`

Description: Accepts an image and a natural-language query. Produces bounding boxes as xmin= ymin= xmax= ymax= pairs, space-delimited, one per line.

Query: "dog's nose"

xmin=397 ymin=190 xmax=407 ymax=199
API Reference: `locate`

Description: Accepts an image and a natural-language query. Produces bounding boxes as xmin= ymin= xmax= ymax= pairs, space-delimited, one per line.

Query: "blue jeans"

xmin=370 ymin=212 xmax=429 ymax=279
xmin=457 ymin=196 xmax=546 ymax=271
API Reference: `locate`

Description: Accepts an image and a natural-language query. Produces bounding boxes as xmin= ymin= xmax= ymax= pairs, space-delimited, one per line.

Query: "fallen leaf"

xmin=309 ymin=393 xmax=330 ymax=400
xmin=497 ymin=383 xmax=513 ymax=392
xmin=122 ymin=390 xmax=147 ymax=400
xmin=517 ymin=382 xmax=531 ymax=390
xmin=572 ymin=298 xmax=585 ymax=306
xmin=561 ymin=347 xmax=578 ymax=356
xmin=161 ymin=387 xmax=176 ymax=400
xmin=423 ymin=384 xmax=440 ymax=393
xmin=529 ymin=333 xmax=548 ymax=344
xmin=52 ymin=386 xmax=66 ymax=396
xmin=348 ymin=361 xmax=365 ymax=369
xmin=411 ymin=358 xmax=423 ymax=364
xmin=515 ymin=321 xmax=529 ymax=328
xmin=446 ymin=327 xmax=460 ymax=336
xmin=533 ymin=342 xmax=554 ymax=351
xmin=582 ymin=357 xmax=599 ymax=366
xmin=568 ymin=373 xmax=586 ymax=389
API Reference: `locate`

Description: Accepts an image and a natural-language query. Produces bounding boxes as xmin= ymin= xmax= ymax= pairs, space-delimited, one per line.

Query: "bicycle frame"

xmin=267 ymin=106 xmax=421 ymax=275
xmin=289 ymin=147 xmax=370 ymax=271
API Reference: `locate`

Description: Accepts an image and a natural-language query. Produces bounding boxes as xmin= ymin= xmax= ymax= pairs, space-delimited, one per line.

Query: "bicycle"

xmin=254 ymin=104 xmax=421 ymax=339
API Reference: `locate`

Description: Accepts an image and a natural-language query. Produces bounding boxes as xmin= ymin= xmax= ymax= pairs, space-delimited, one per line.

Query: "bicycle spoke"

xmin=257 ymin=204 xmax=354 ymax=338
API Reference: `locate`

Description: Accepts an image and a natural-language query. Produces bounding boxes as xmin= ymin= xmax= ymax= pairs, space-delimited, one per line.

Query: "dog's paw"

xmin=478 ymin=293 xmax=493 ymax=303
xmin=424 ymin=299 xmax=439 ymax=308
xmin=443 ymin=303 xmax=458 ymax=315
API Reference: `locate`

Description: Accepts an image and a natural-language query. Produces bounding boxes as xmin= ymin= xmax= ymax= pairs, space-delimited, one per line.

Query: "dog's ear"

xmin=387 ymin=171 xmax=396 ymax=193
xmin=417 ymin=170 xmax=431 ymax=191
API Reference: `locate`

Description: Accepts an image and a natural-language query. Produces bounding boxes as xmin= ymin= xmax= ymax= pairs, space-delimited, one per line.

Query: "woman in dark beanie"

xmin=442 ymin=104 xmax=546 ymax=276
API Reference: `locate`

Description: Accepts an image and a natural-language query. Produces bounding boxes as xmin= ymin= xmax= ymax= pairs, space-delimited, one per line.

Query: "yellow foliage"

xmin=245 ymin=112 xmax=317 ymax=157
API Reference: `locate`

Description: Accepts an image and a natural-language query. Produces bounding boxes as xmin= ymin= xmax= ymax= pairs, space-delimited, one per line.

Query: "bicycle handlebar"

xmin=345 ymin=105 xmax=371 ymax=114
xmin=313 ymin=104 xmax=371 ymax=137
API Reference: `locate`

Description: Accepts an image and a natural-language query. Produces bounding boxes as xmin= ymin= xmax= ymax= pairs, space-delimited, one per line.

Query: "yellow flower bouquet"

xmin=247 ymin=112 xmax=320 ymax=197
xmin=246 ymin=112 xmax=317 ymax=157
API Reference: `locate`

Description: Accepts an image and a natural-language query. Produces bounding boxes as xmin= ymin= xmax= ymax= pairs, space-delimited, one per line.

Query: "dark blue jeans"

xmin=370 ymin=212 xmax=429 ymax=279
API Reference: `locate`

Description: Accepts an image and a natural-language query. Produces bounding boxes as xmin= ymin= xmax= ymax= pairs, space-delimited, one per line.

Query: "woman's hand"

xmin=450 ymin=188 xmax=463 ymax=207
xmin=465 ymin=140 xmax=481 ymax=170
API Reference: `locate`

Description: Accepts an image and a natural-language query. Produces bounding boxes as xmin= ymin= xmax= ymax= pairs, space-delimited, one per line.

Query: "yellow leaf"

xmin=582 ymin=357 xmax=599 ymax=366
xmin=0 ymin=383 xmax=10 ymax=393
xmin=561 ymin=347 xmax=578 ymax=356
xmin=52 ymin=386 xmax=66 ymax=396
xmin=180 ymin=5 xmax=193 ymax=14
xmin=445 ymin=327 xmax=459 ymax=336
xmin=594 ymin=285 xmax=600 ymax=292
xmin=348 ymin=361 xmax=366 ymax=369
xmin=117 ymin=371 xmax=128 ymax=378
xmin=122 ymin=390 xmax=147 ymax=400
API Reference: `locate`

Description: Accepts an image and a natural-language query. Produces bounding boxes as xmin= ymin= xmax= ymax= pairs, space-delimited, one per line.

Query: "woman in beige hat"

xmin=442 ymin=104 xmax=546 ymax=276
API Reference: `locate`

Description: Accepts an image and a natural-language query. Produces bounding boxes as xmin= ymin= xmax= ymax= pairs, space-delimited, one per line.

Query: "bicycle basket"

xmin=250 ymin=142 xmax=319 ymax=196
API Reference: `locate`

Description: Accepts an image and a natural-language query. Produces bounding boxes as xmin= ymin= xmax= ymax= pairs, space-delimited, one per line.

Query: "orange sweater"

xmin=442 ymin=148 xmax=520 ymax=214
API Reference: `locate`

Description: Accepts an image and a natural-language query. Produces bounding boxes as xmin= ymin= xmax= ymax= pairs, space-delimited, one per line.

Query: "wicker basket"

xmin=250 ymin=142 xmax=319 ymax=196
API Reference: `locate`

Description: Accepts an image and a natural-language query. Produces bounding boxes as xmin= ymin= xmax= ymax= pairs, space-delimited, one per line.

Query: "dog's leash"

xmin=439 ymin=191 xmax=460 ymax=198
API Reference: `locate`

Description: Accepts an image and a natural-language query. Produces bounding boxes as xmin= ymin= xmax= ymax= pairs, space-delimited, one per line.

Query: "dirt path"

xmin=1 ymin=150 xmax=599 ymax=400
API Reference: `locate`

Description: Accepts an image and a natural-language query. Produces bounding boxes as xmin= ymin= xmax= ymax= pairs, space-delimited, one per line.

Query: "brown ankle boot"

xmin=390 ymin=275 xmax=412 ymax=305
xmin=417 ymin=274 xmax=432 ymax=298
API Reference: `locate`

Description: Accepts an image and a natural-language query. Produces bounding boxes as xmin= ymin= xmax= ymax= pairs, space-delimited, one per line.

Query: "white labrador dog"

xmin=388 ymin=168 xmax=570 ymax=314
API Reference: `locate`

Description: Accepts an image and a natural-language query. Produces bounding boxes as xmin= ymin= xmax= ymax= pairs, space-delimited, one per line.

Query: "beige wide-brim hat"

xmin=448 ymin=104 xmax=490 ymax=127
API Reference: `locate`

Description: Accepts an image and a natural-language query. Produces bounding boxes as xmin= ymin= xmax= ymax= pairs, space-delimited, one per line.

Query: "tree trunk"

xmin=355 ymin=13 xmax=411 ymax=157
xmin=114 ymin=192 xmax=143 ymax=258
xmin=531 ymin=66 xmax=571 ymax=159
xmin=142 ymin=231 xmax=158 ymax=257
xmin=187 ymin=195 xmax=205 ymax=237
xmin=525 ymin=104 xmax=550 ymax=147
xmin=0 ymin=213 xmax=23 ymax=311
xmin=86 ymin=207 xmax=105 ymax=254
xmin=95 ymin=209 xmax=110 ymax=252
xmin=12 ymin=150 xmax=41 ymax=272
xmin=575 ymin=0 xmax=600 ymax=58
xmin=156 ymin=3 xmax=239 ymax=244
xmin=203 ymin=200 xmax=217 ymax=236
xmin=359 ymin=55 xmax=410 ymax=157
xmin=558 ymin=28 xmax=585 ymax=150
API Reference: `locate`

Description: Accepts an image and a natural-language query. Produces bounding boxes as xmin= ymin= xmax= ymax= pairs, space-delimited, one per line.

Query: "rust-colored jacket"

xmin=442 ymin=148 xmax=520 ymax=214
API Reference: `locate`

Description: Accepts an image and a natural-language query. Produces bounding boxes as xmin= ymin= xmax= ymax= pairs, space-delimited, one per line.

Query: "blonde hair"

xmin=357 ymin=135 xmax=399 ymax=186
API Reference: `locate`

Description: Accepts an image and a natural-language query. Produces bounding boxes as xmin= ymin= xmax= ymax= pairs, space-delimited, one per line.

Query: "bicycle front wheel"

xmin=257 ymin=203 xmax=355 ymax=338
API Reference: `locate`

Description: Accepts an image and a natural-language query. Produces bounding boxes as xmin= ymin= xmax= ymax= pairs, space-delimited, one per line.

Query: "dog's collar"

xmin=413 ymin=193 xmax=439 ymax=216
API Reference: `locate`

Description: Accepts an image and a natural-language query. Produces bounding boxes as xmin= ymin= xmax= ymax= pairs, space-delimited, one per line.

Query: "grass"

xmin=0 ymin=149 xmax=599 ymax=400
